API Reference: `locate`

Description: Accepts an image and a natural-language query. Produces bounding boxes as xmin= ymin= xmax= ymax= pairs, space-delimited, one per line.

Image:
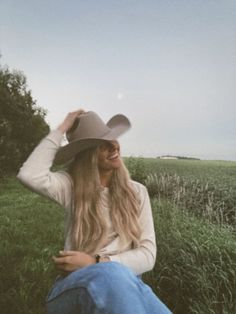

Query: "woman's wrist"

xmin=57 ymin=124 xmax=67 ymax=134
xmin=93 ymin=255 xmax=110 ymax=263
xmin=101 ymin=256 xmax=110 ymax=262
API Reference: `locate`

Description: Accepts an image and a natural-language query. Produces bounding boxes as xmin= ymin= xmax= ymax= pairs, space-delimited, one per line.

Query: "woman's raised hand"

xmin=57 ymin=109 xmax=85 ymax=134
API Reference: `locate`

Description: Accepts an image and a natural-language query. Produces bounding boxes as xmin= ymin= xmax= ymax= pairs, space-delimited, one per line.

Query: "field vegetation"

xmin=127 ymin=157 xmax=236 ymax=226
xmin=0 ymin=158 xmax=236 ymax=313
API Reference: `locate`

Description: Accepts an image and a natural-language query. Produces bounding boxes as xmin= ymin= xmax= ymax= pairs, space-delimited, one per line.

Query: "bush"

xmin=124 ymin=156 xmax=147 ymax=184
xmin=0 ymin=64 xmax=49 ymax=177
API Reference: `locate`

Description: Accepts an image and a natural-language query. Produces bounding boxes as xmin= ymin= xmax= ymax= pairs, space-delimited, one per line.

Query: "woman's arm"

xmin=17 ymin=110 xmax=85 ymax=208
xmin=109 ymin=184 xmax=157 ymax=275
xmin=17 ymin=129 xmax=72 ymax=207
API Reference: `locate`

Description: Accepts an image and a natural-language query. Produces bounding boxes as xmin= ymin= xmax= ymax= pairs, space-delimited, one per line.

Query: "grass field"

xmin=127 ymin=158 xmax=236 ymax=226
xmin=0 ymin=158 xmax=236 ymax=313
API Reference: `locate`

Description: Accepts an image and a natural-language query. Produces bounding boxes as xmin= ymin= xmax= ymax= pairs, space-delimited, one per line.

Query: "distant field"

xmin=0 ymin=158 xmax=236 ymax=313
xmin=131 ymin=157 xmax=236 ymax=185
xmin=126 ymin=158 xmax=236 ymax=227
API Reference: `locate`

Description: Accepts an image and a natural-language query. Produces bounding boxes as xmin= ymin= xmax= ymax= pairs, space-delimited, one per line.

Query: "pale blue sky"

xmin=1 ymin=0 xmax=236 ymax=160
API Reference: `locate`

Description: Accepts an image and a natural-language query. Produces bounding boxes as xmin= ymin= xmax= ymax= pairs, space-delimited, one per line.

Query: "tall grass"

xmin=145 ymin=172 xmax=236 ymax=227
xmin=124 ymin=157 xmax=236 ymax=227
xmin=144 ymin=199 xmax=236 ymax=314
xmin=0 ymin=177 xmax=63 ymax=314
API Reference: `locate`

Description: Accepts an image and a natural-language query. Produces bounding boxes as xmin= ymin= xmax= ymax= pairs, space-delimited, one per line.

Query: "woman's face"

xmin=97 ymin=140 xmax=121 ymax=172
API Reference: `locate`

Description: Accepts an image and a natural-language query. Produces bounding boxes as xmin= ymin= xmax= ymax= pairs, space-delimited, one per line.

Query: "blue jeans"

xmin=46 ymin=262 xmax=172 ymax=314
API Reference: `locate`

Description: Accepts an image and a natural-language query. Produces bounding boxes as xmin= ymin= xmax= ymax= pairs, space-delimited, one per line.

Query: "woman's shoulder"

xmin=129 ymin=180 xmax=148 ymax=195
xmin=57 ymin=170 xmax=73 ymax=183
xmin=47 ymin=170 xmax=74 ymax=208
xmin=55 ymin=170 xmax=74 ymax=191
xmin=129 ymin=180 xmax=150 ymax=210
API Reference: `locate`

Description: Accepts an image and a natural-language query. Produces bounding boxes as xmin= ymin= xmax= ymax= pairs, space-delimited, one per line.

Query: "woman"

xmin=17 ymin=109 xmax=172 ymax=314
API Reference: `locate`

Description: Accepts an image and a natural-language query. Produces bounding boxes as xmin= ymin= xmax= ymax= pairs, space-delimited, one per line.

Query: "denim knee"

xmin=84 ymin=262 xmax=149 ymax=311
xmin=46 ymin=262 xmax=172 ymax=314
xmin=46 ymin=262 xmax=131 ymax=302
xmin=47 ymin=262 xmax=141 ymax=309
xmin=85 ymin=262 xmax=140 ymax=293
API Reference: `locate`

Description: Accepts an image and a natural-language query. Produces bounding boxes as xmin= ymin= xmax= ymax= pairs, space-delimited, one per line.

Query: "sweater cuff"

xmin=109 ymin=254 xmax=122 ymax=264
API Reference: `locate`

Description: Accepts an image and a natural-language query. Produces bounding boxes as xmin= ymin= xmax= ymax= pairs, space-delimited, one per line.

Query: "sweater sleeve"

xmin=17 ymin=130 xmax=73 ymax=209
xmin=109 ymin=183 xmax=157 ymax=275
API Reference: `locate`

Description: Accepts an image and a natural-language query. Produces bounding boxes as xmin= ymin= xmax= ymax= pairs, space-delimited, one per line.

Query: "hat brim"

xmin=54 ymin=114 xmax=131 ymax=165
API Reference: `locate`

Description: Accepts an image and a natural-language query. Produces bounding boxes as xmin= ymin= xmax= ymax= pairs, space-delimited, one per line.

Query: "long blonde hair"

xmin=68 ymin=146 xmax=141 ymax=254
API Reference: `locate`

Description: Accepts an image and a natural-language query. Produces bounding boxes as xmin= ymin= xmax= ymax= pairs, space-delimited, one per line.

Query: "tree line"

xmin=0 ymin=61 xmax=50 ymax=177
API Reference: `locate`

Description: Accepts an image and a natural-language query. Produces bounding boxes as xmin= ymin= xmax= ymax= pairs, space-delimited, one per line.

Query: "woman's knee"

xmin=85 ymin=262 xmax=141 ymax=304
xmin=46 ymin=262 xmax=138 ymax=313
xmin=89 ymin=262 xmax=137 ymax=288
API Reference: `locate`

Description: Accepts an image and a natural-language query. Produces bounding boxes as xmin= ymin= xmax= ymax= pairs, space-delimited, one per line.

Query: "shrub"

xmin=0 ymin=64 xmax=49 ymax=177
xmin=124 ymin=156 xmax=147 ymax=184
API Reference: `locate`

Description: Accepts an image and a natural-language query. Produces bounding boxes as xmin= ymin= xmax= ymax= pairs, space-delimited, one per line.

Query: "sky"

xmin=0 ymin=0 xmax=236 ymax=160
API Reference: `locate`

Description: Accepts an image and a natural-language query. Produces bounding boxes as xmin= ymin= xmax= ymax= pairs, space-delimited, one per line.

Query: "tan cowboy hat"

xmin=54 ymin=111 xmax=131 ymax=165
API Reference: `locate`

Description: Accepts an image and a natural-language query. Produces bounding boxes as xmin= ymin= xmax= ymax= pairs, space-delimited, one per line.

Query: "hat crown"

xmin=66 ymin=111 xmax=110 ymax=142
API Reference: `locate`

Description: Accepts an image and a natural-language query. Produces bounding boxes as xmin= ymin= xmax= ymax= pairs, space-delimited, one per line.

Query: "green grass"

xmin=144 ymin=158 xmax=236 ymax=179
xmin=1 ymin=158 xmax=236 ymax=313
xmin=0 ymin=177 xmax=64 ymax=314
xmin=126 ymin=158 xmax=236 ymax=227
xmin=126 ymin=157 xmax=236 ymax=187
xmin=144 ymin=199 xmax=236 ymax=314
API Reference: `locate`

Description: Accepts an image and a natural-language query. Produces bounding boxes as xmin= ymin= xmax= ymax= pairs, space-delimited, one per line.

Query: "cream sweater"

xmin=17 ymin=130 xmax=157 ymax=275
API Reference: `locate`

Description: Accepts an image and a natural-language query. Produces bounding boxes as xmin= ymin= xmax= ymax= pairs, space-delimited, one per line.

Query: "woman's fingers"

xmin=52 ymin=256 xmax=66 ymax=264
xmin=58 ymin=250 xmax=79 ymax=256
xmin=57 ymin=109 xmax=86 ymax=133
xmin=53 ymin=252 xmax=78 ymax=264
xmin=74 ymin=109 xmax=85 ymax=116
xmin=52 ymin=255 xmax=78 ymax=272
xmin=68 ymin=109 xmax=85 ymax=121
xmin=65 ymin=110 xmax=84 ymax=128
xmin=52 ymin=251 xmax=94 ymax=271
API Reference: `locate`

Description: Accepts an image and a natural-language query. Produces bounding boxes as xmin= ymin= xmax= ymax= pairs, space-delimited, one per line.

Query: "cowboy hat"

xmin=54 ymin=111 xmax=131 ymax=165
